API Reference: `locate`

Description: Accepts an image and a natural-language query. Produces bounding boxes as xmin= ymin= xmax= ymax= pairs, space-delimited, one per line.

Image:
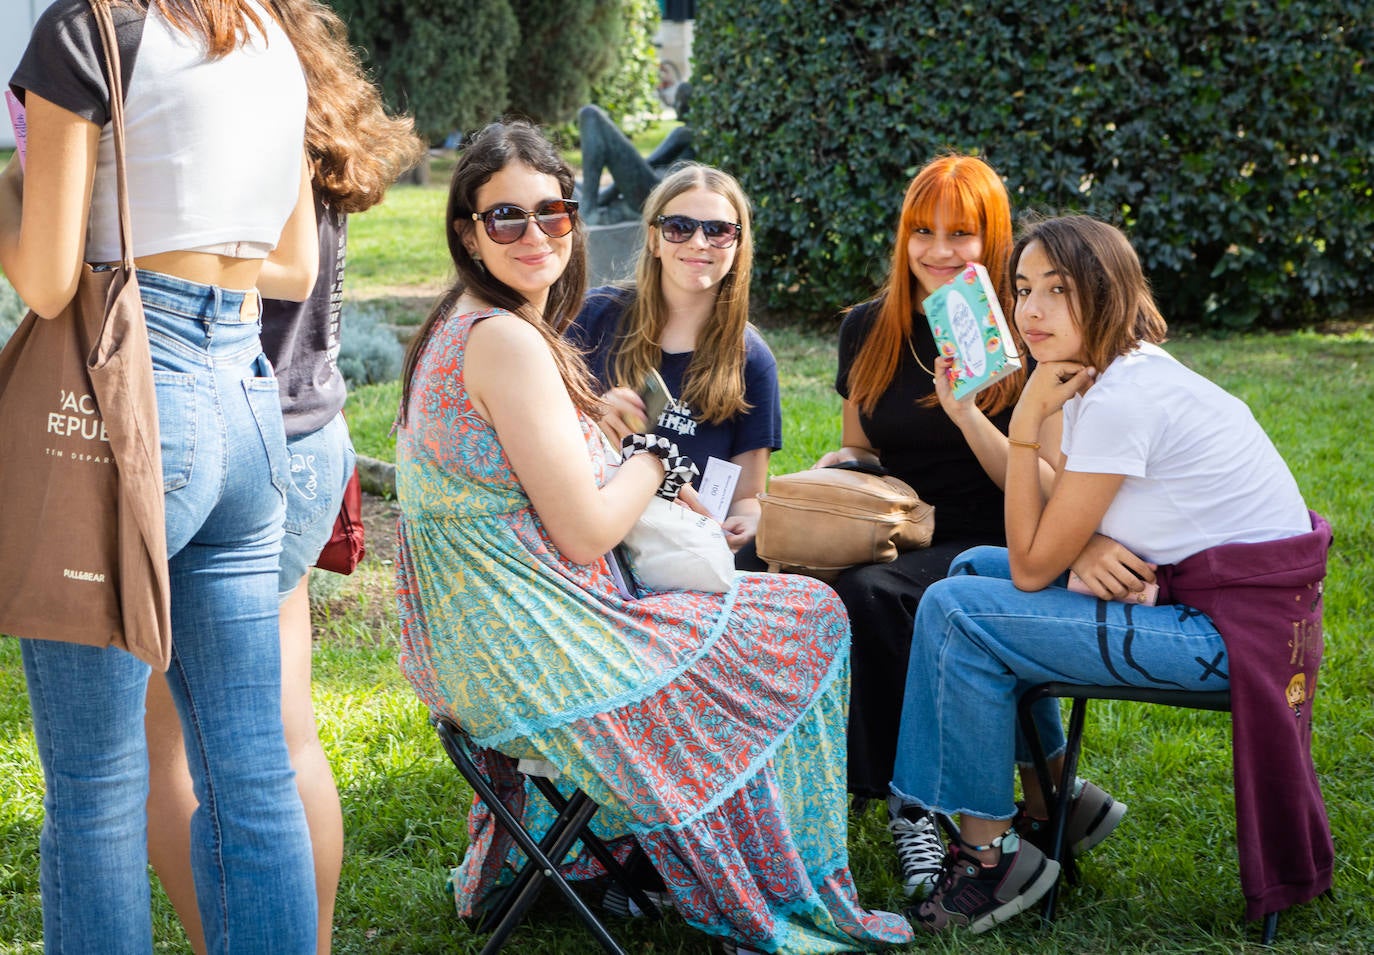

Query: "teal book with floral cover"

xmin=922 ymin=262 xmax=1021 ymax=400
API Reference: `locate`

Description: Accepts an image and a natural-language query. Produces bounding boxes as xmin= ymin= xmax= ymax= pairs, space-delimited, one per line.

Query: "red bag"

xmin=313 ymin=465 xmax=365 ymax=574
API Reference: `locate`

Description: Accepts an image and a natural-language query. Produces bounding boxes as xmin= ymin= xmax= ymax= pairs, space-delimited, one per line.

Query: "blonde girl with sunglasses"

xmin=569 ymin=163 xmax=778 ymax=563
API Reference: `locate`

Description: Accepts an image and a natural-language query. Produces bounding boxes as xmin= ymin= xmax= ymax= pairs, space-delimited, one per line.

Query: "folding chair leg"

xmin=1018 ymin=686 xmax=1078 ymax=924
xmin=481 ymin=790 xmax=589 ymax=931
xmin=433 ymin=719 xmax=629 ymax=955
xmin=481 ymin=792 xmax=626 ymax=955
xmin=1018 ymin=685 xmax=1060 ymax=849
xmin=528 ymin=776 xmax=661 ymax=920
xmin=1040 ymin=696 xmax=1091 ymax=922
xmin=1261 ymin=911 xmax=1279 ymax=945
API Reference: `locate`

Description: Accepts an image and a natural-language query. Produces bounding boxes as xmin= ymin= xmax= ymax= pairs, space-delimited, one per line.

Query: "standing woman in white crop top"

xmin=140 ymin=3 xmax=425 ymax=952
xmin=0 ymin=1 xmax=319 ymax=952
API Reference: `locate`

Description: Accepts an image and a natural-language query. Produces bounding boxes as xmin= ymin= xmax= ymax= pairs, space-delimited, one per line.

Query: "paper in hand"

xmin=699 ymin=457 xmax=741 ymax=523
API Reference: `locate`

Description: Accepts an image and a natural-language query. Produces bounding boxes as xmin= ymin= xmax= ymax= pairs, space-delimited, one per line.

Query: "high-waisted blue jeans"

xmin=890 ymin=546 xmax=1228 ymax=822
xmin=20 ymin=270 xmax=316 ymax=954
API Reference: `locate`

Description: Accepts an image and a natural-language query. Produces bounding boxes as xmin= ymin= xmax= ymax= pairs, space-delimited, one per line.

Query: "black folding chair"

xmin=432 ymin=715 xmax=661 ymax=955
xmin=1017 ymin=683 xmax=1281 ymax=945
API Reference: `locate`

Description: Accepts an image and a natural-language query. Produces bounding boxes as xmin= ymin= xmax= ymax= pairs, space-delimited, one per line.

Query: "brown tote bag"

xmin=0 ymin=0 xmax=171 ymax=669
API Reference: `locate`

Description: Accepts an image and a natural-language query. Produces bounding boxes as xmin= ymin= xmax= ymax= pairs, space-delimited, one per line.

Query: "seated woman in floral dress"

xmin=392 ymin=119 xmax=911 ymax=955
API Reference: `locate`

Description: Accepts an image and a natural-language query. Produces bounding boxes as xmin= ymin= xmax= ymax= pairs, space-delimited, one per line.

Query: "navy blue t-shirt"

xmin=570 ymin=286 xmax=782 ymax=485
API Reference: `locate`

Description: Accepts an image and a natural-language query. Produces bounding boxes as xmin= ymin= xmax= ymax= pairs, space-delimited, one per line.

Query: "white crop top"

xmin=82 ymin=1 xmax=306 ymax=262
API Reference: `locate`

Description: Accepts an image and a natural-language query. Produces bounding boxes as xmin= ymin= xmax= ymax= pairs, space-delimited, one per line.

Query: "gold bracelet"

xmin=1007 ymin=438 xmax=1041 ymax=450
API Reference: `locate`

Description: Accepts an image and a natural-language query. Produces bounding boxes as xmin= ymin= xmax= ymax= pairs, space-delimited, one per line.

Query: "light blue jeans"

xmin=278 ymin=411 xmax=355 ymax=598
xmin=20 ymin=270 xmax=316 ymax=954
xmin=890 ymin=546 xmax=1228 ymax=821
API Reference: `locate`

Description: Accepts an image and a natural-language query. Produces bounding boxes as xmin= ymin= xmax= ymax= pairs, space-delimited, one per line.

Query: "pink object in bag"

xmin=5 ymin=90 xmax=26 ymax=170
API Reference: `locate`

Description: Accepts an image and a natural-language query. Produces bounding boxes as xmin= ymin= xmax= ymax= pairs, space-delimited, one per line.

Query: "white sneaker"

xmin=889 ymin=804 xmax=945 ymax=899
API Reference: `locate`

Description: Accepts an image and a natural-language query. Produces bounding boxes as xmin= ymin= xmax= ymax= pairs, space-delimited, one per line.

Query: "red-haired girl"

xmin=816 ymin=153 xmax=1036 ymax=895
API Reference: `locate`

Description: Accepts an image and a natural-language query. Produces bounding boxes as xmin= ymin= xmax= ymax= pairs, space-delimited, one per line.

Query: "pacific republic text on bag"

xmin=0 ymin=0 xmax=171 ymax=668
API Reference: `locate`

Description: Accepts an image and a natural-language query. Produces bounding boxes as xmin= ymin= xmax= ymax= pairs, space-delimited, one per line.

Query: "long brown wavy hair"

xmin=143 ymin=3 xmax=425 ymax=209
xmin=144 ymin=0 xmax=434 ymax=416
xmin=397 ymin=121 xmax=597 ymax=426
xmin=1011 ymin=215 xmax=1168 ymax=371
xmin=847 ymin=153 xmax=1024 ymax=416
xmin=606 ymin=163 xmax=754 ymax=425
xmin=148 ymin=1 xmax=274 ymax=57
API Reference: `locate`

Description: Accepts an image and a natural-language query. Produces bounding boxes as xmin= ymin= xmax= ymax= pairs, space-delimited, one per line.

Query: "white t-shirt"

xmin=1061 ymin=342 xmax=1309 ymax=565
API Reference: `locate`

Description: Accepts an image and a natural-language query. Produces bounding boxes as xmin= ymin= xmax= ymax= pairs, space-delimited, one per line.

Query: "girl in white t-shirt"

xmin=889 ymin=215 xmax=1311 ymax=935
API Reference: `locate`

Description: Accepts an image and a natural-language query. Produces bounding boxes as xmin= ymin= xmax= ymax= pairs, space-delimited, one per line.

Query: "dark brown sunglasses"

xmin=471 ymin=199 xmax=579 ymax=244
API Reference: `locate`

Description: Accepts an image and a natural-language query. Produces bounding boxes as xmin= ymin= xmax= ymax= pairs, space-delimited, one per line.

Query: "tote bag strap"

xmin=88 ymin=0 xmax=135 ymax=270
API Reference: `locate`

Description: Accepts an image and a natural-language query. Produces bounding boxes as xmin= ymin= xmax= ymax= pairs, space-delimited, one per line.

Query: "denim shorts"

xmin=278 ymin=411 xmax=355 ymax=597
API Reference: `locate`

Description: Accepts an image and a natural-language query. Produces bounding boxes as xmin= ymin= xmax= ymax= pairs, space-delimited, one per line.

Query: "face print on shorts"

xmin=290 ymin=451 xmax=319 ymax=500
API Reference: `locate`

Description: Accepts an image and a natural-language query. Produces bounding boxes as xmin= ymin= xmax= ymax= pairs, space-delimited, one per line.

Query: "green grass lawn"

xmin=334 ymin=328 xmax=1374 ymax=955
xmin=2 ymin=145 xmax=1373 ymax=952
xmin=5 ymin=327 xmax=1369 ymax=954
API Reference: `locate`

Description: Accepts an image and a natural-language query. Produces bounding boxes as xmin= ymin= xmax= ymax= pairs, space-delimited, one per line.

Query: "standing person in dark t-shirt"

xmin=568 ymin=163 xmax=780 ymax=567
xmin=814 ymin=154 xmax=1032 ymax=899
xmin=141 ymin=2 xmax=425 ymax=952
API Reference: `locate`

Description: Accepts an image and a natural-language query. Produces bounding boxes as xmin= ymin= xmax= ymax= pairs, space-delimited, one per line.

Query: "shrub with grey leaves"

xmin=337 ymin=302 xmax=403 ymax=388
xmin=0 ymin=276 xmax=25 ymax=348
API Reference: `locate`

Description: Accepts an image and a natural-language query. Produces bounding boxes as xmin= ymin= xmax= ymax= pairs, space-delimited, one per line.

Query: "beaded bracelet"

xmin=958 ymin=825 xmax=1015 ymax=853
xmin=620 ymin=434 xmax=699 ymax=500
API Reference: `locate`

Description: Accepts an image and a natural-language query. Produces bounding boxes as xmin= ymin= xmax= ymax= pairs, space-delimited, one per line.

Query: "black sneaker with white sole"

xmin=1016 ymin=779 xmax=1126 ymax=857
xmin=907 ymin=830 xmax=1060 ymax=934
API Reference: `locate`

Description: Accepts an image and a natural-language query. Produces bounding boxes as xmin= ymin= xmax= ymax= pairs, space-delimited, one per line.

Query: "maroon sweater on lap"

xmin=1157 ymin=511 xmax=1333 ymax=921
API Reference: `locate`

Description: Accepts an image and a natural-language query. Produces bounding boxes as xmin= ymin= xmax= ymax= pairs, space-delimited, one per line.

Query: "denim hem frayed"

xmin=888 ymin=783 xmax=1017 ymax=823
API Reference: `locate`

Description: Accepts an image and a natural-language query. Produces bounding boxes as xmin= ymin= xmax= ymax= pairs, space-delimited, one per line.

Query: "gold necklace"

xmin=906 ymin=334 xmax=935 ymax=378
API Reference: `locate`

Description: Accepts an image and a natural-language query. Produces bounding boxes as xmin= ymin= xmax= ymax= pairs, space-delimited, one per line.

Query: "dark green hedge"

xmin=328 ymin=0 xmax=519 ymax=143
xmin=327 ymin=1 xmax=660 ymax=143
xmin=586 ymin=0 xmax=663 ymax=134
xmin=692 ymin=1 xmax=1373 ymax=327
xmin=507 ymin=1 xmax=624 ymax=125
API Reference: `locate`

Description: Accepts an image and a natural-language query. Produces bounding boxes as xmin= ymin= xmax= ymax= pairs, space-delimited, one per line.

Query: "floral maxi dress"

xmin=395 ymin=309 xmax=912 ymax=953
